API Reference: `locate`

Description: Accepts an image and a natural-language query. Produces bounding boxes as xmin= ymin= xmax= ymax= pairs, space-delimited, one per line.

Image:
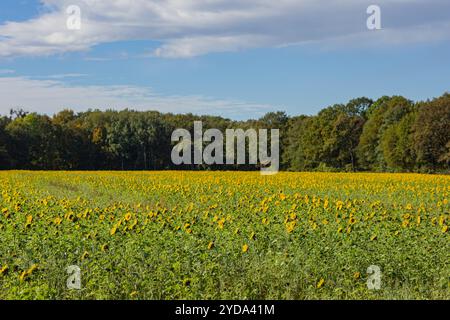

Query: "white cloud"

xmin=0 ymin=76 xmax=273 ymax=118
xmin=0 ymin=0 xmax=449 ymax=58
xmin=0 ymin=69 xmax=15 ymax=74
xmin=41 ymin=73 xmax=88 ymax=79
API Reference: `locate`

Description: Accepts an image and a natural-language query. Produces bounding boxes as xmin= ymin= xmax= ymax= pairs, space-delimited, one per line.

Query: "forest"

xmin=0 ymin=93 xmax=449 ymax=172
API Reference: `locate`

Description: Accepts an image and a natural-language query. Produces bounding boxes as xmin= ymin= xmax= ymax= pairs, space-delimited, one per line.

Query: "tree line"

xmin=0 ymin=93 xmax=449 ymax=172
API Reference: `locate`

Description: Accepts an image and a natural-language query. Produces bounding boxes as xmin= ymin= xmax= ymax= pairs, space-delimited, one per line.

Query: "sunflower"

xmin=24 ymin=215 xmax=33 ymax=228
xmin=19 ymin=264 xmax=38 ymax=282
xmin=53 ymin=217 xmax=62 ymax=226
xmin=110 ymin=225 xmax=117 ymax=236
xmin=0 ymin=264 xmax=8 ymax=276
xmin=316 ymin=278 xmax=325 ymax=289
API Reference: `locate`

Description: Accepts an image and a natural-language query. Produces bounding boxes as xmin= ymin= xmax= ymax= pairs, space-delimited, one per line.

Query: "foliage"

xmin=0 ymin=93 xmax=448 ymax=173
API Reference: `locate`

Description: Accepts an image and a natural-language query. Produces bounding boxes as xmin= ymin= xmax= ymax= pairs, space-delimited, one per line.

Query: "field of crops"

xmin=0 ymin=171 xmax=449 ymax=299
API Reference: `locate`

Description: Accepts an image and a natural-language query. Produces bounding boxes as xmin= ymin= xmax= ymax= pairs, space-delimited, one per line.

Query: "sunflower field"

xmin=0 ymin=171 xmax=449 ymax=299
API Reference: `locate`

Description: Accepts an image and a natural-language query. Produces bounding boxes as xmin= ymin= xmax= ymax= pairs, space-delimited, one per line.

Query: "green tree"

xmin=357 ymin=96 xmax=413 ymax=170
xmin=0 ymin=116 xmax=12 ymax=169
xmin=283 ymin=115 xmax=310 ymax=171
xmin=380 ymin=112 xmax=417 ymax=171
xmin=413 ymin=94 xmax=450 ymax=171
xmin=6 ymin=114 xmax=61 ymax=169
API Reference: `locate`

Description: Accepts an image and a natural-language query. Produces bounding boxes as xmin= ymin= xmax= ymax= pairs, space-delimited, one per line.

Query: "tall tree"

xmin=0 ymin=116 xmax=12 ymax=169
xmin=413 ymin=94 xmax=450 ymax=171
xmin=357 ymin=96 xmax=413 ymax=171
xmin=6 ymin=113 xmax=61 ymax=169
xmin=380 ymin=112 xmax=417 ymax=171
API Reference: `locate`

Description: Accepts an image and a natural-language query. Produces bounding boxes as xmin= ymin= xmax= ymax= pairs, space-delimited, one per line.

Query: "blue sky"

xmin=0 ymin=0 xmax=449 ymax=119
